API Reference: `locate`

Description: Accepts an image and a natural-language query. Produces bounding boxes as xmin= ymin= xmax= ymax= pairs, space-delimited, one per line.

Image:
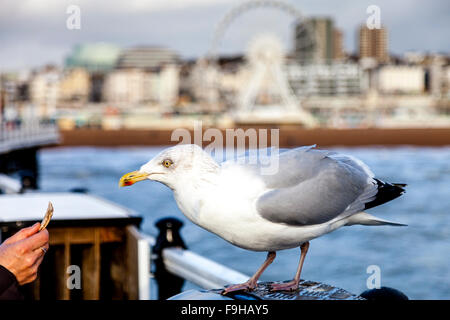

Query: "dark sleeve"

xmin=0 ymin=264 xmax=23 ymax=300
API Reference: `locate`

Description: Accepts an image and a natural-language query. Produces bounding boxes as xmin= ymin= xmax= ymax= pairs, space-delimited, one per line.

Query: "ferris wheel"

xmin=208 ymin=0 xmax=315 ymax=61
xmin=198 ymin=0 xmax=317 ymax=127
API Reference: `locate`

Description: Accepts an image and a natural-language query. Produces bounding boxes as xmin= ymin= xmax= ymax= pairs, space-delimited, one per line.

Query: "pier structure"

xmin=0 ymin=191 xmax=408 ymax=300
xmin=0 ymin=193 xmax=146 ymax=300
xmin=0 ymin=82 xmax=60 ymax=190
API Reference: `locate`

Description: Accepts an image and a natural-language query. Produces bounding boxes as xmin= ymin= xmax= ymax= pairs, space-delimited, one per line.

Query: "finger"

xmin=5 ymin=223 xmax=40 ymax=244
xmin=23 ymin=254 xmax=45 ymax=284
xmin=20 ymin=266 xmax=40 ymax=285
xmin=21 ymin=229 xmax=49 ymax=251
xmin=32 ymin=254 xmax=45 ymax=270
xmin=16 ymin=247 xmax=47 ymax=285
xmin=19 ymin=275 xmax=35 ymax=286
xmin=33 ymin=243 xmax=49 ymax=255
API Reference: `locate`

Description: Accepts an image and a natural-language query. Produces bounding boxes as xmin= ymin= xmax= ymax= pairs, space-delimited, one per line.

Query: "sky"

xmin=0 ymin=0 xmax=449 ymax=71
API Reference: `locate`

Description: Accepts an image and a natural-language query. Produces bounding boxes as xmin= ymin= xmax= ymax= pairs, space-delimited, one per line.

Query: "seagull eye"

xmin=162 ymin=159 xmax=173 ymax=168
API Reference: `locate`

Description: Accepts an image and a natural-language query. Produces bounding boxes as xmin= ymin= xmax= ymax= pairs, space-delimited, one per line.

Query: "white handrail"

xmin=0 ymin=124 xmax=59 ymax=153
xmin=0 ymin=174 xmax=21 ymax=193
xmin=162 ymin=247 xmax=249 ymax=290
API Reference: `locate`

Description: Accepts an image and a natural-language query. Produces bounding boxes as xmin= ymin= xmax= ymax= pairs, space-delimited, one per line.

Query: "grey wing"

xmin=222 ymin=145 xmax=318 ymax=188
xmin=255 ymin=148 xmax=378 ymax=226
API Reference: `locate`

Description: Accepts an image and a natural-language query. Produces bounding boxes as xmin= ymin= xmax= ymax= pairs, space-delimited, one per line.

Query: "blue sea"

xmin=38 ymin=146 xmax=450 ymax=299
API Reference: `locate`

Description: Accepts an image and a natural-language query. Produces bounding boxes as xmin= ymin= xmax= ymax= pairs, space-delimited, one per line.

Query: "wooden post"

xmin=81 ymin=228 xmax=101 ymax=299
xmin=125 ymin=226 xmax=139 ymax=300
xmin=53 ymin=241 xmax=70 ymax=300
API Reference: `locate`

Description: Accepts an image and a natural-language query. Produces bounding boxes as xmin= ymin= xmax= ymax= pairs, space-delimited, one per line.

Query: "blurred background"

xmin=0 ymin=0 xmax=449 ymax=299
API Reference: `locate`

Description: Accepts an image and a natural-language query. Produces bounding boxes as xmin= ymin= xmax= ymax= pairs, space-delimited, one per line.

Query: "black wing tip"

xmin=375 ymin=179 xmax=407 ymax=191
xmin=365 ymin=179 xmax=406 ymax=210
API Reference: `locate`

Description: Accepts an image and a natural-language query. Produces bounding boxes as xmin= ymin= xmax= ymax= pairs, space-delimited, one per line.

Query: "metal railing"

xmin=162 ymin=247 xmax=248 ymax=290
xmin=142 ymin=217 xmax=249 ymax=300
xmin=0 ymin=121 xmax=60 ymax=153
xmin=0 ymin=174 xmax=22 ymax=193
xmin=143 ymin=217 xmax=407 ymax=301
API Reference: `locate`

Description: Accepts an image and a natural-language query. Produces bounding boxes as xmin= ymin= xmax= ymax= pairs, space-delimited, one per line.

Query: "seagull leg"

xmin=270 ymin=241 xmax=309 ymax=292
xmin=222 ymin=251 xmax=276 ymax=294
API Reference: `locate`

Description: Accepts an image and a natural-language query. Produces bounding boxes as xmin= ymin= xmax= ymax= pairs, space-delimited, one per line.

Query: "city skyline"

xmin=0 ymin=0 xmax=449 ymax=71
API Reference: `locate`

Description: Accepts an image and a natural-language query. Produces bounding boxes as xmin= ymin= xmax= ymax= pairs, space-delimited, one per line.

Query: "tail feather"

xmin=345 ymin=212 xmax=407 ymax=227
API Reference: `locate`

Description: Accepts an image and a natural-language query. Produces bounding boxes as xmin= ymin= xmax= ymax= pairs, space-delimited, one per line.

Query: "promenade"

xmin=58 ymin=127 xmax=450 ymax=148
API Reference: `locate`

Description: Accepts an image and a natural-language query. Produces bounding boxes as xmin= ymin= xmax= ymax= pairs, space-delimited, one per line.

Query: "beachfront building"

xmin=29 ymin=66 xmax=61 ymax=118
xmin=147 ymin=64 xmax=179 ymax=107
xmin=445 ymin=65 xmax=450 ymax=99
xmin=116 ymin=47 xmax=179 ymax=70
xmin=103 ymin=65 xmax=179 ymax=107
xmin=65 ymin=43 xmax=122 ymax=72
xmin=358 ymin=25 xmax=389 ymax=64
xmin=377 ymin=65 xmax=425 ymax=94
xmin=286 ymin=63 xmax=365 ymax=97
xmin=103 ymin=69 xmax=147 ymax=105
xmin=429 ymin=55 xmax=448 ymax=98
xmin=294 ymin=17 xmax=345 ymax=63
xmin=65 ymin=43 xmax=122 ymax=102
xmin=102 ymin=47 xmax=181 ymax=107
xmin=59 ymin=68 xmax=90 ymax=103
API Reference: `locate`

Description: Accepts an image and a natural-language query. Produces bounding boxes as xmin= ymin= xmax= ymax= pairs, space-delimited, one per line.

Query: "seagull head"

xmin=119 ymin=144 xmax=219 ymax=190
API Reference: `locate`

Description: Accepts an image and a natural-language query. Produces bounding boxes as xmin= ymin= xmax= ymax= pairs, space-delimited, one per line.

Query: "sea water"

xmin=38 ymin=146 xmax=450 ymax=299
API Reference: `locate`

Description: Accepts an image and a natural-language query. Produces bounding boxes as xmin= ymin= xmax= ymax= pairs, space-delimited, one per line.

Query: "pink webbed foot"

xmin=222 ymin=280 xmax=257 ymax=295
xmin=221 ymin=251 xmax=277 ymax=295
xmin=270 ymin=280 xmax=300 ymax=292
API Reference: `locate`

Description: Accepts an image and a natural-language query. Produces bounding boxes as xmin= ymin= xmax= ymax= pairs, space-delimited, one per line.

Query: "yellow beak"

xmin=118 ymin=171 xmax=150 ymax=187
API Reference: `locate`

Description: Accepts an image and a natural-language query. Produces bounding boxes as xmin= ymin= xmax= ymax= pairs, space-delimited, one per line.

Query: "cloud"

xmin=0 ymin=0 xmax=448 ymax=71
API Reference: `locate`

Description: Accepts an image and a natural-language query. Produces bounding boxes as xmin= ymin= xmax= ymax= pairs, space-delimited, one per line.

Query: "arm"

xmin=0 ymin=223 xmax=49 ymax=299
xmin=0 ymin=264 xmax=22 ymax=300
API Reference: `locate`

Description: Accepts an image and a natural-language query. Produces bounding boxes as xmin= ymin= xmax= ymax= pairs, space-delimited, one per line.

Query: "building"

xmin=116 ymin=47 xmax=179 ymax=70
xmin=429 ymin=55 xmax=448 ymax=98
xmin=286 ymin=63 xmax=365 ymax=96
xmin=377 ymin=65 xmax=425 ymax=94
xmin=103 ymin=65 xmax=179 ymax=107
xmin=29 ymin=66 xmax=61 ymax=117
xmin=103 ymin=69 xmax=147 ymax=105
xmin=295 ymin=17 xmax=344 ymax=63
xmin=65 ymin=43 xmax=122 ymax=72
xmin=333 ymin=29 xmax=345 ymax=61
xmin=65 ymin=43 xmax=123 ymax=102
xmin=102 ymin=46 xmax=180 ymax=107
xmin=358 ymin=25 xmax=389 ymax=63
xmin=59 ymin=68 xmax=90 ymax=103
xmin=148 ymin=64 xmax=179 ymax=107
xmin=445 ymin=65 xmax=450 ymax=98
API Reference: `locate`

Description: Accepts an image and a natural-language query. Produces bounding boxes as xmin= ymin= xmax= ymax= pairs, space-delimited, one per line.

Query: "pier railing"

xmin=141 ymin=217 xmax=372 ymax=301
xmin=0 ymin=121 xmax=60 ymax=153
xmin=143 ymin=217 xmax=407 ymax=300
xmin=162 ymin=247 xmax=248 ymax=290
xmin=146 ymin=217 xmax=249 ymax=300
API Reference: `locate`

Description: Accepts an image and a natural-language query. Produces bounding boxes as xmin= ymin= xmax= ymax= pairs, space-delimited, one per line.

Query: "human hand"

xmin=0 ymin=223 xmax=50 ymax=285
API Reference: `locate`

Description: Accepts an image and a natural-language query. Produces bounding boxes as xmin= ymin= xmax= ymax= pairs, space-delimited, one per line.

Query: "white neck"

xmin=172 ymin=155 xmax=220 ymax=224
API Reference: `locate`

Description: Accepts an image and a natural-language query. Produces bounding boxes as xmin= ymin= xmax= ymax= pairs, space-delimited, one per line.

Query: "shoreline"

xmin=53 ymin=127 xmax=450 ymax=148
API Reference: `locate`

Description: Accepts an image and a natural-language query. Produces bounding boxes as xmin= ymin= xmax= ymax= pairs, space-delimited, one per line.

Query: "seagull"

xmin=119 ymin=144 xmax=406 ymax=293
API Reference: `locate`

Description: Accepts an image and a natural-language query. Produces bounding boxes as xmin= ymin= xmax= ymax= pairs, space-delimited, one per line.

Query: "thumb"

xmin=5 ymin=223 xmax=40 ymax=244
